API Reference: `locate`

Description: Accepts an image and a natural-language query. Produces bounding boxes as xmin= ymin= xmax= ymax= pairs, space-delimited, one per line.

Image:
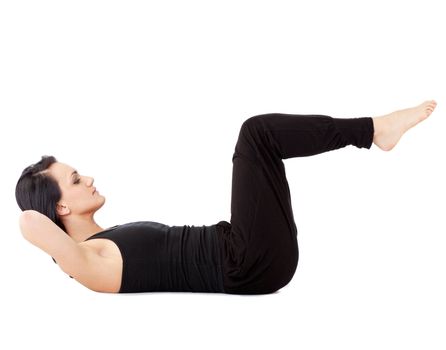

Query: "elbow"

xmin=19 ymin=210 xmax=41 ymax=238
xmin=20 ymin=209 xmax=38 ymax=222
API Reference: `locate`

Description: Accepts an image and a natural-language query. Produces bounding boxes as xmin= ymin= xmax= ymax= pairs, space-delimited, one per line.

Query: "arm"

xmin=19 ymin=210 xmax=88 ymax=279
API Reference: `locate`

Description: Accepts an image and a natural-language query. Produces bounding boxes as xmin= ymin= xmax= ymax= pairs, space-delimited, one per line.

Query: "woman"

xmin=16 ymin=100 xmax=438 ymax=295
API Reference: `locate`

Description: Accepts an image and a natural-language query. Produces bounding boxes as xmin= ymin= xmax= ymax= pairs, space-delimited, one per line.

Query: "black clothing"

xmin=75 ymin=113 xmax=373 ymax=295
xmin=215 ymin=114 xmax=374 ymax=294
xmin=84 ymin=221 xmax=225 ymax=293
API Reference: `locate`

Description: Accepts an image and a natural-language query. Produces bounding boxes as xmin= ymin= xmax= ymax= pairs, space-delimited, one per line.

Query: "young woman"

xmin=15 ymin=100 xmax=437 ymax=295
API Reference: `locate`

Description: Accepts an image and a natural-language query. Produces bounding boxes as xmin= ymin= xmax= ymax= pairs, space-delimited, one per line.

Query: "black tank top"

xmin=84 ymin=221 xmax=226 ymax=293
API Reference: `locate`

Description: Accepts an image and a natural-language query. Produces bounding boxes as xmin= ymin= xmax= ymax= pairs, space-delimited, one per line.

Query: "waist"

xmin=120 ymin=224 xmax=226 ymax=293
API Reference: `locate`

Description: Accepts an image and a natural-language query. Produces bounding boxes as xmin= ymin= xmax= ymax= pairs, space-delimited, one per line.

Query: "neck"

xmin=62 ymin=215 xmax=104 ymax=243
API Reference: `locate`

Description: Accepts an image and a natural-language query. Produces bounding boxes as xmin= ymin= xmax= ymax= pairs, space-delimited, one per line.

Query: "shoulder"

xmin=75 ymin=244 xmax=122 ymax=293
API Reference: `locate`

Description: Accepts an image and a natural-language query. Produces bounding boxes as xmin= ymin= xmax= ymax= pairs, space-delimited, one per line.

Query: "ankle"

xmin=372 ymin=116 xmax=385 ymax=138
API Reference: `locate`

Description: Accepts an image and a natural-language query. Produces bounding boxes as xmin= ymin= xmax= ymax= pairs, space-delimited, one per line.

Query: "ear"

xmin=56 ymin=203 xmax=71 ymax=216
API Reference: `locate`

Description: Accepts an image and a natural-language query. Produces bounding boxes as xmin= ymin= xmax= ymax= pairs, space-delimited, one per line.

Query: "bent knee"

xmin=240 ymin=115 xmax=264 ymax=135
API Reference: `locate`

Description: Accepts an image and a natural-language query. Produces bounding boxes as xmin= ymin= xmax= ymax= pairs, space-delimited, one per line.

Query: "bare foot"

xmin=372 ymin=100 xmax=437 ymax=151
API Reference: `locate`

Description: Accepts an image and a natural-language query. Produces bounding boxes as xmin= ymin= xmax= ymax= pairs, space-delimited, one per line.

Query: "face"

xmin=46 ymin=162 xmax=106 ymax=217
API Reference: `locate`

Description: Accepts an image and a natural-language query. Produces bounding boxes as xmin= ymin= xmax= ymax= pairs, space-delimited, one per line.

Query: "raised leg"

xmin=217 ymin=101 xmax=438 ymax=294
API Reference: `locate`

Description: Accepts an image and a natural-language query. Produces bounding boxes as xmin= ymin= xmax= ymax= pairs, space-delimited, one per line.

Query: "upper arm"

xmin=19 ymin=210 xmax=88 ymax=279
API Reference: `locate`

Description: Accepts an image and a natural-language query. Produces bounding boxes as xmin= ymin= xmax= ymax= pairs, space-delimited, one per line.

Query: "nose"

xmin=86 ymin=176 xmax=94 ymax=186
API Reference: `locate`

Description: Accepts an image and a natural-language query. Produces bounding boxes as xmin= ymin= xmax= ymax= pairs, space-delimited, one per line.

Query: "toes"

xmin=427 ymin=100 xmax=437 ymax=110
xmin=423 ymin=101 xmax=433 ymax=109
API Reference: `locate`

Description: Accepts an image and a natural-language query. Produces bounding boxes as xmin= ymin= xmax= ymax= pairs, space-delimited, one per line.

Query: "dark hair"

xmin=15 ymin=155 xmax=67 ymax=233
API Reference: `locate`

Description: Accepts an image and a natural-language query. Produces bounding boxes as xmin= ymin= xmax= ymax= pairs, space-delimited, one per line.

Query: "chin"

xmin=95 ymin=195 xmax=106 ymax=210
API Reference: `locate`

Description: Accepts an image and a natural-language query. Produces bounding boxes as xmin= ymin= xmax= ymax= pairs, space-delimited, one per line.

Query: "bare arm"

xmin=19 ymin=210 xmax=88 ymax=280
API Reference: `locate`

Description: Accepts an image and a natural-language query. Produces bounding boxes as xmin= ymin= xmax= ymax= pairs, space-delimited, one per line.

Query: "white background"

xmin=1 ymin=0 xmax=445 ymax=349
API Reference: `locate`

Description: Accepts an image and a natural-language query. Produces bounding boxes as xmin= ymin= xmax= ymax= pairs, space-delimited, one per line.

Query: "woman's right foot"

xmin=372 ymin=100 xmax=438 ymax=151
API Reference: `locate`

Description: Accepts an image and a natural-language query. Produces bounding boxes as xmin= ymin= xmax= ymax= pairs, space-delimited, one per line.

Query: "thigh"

xmin=230 ymin=153 xmax=297 ymax=260
xmin=219 ymin=120 xmax=299 ymax=294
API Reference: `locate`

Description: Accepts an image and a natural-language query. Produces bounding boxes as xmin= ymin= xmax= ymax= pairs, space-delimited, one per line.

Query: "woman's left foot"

xmin=372 ymin=100 xmax=437 ymax=151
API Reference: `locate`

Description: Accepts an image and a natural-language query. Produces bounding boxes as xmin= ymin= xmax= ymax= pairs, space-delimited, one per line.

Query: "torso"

xmin=70 ymin=222 xmax=225 ymax=294
xmin=77 ymin=238 xmax=123 ymax=293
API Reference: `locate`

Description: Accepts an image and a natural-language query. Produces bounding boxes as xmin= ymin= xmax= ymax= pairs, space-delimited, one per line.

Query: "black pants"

xmin=216 ymin=113 xmax=375 ymax=294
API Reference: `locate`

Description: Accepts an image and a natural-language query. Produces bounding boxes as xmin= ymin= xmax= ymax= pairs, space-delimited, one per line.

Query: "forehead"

xmin=47 ymin=162 xmax=76 ymax=182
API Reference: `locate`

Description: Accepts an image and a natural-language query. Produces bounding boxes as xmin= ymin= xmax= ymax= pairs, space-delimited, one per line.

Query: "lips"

xmin=92 ymin=187 xmax=97 ymax=195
